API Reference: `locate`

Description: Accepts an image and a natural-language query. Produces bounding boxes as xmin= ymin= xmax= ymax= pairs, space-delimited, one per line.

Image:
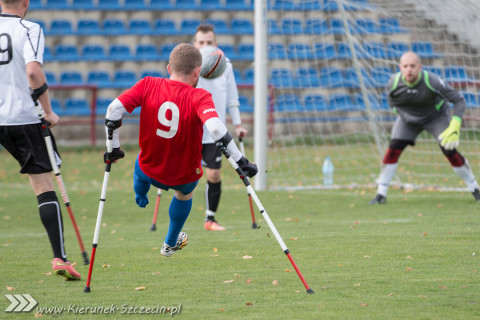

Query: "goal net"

xmin=266 ymin=0 xmax=480 ymax=191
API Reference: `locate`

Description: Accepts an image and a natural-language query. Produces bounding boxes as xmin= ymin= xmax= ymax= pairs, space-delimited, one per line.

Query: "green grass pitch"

xmin=1 ymin=146 xmax=479 ymax=319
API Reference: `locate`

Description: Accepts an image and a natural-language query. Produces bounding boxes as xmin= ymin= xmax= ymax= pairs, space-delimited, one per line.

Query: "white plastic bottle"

xmin=322 ymin=156 xmax=334 ymax=186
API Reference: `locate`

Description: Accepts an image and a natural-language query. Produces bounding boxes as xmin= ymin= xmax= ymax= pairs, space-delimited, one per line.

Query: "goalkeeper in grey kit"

xmin=370 ymin=51 xmax=480 ymax=204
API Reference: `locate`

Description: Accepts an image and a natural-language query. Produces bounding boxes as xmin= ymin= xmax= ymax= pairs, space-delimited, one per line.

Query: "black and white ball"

xmin=200 ymin=46 xmax=227 ymax=80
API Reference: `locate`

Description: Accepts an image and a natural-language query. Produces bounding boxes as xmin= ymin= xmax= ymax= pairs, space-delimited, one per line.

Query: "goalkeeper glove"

xmin=236 ymin=157 xmax=258 ymax=178
xmin=438 ymin=116 xmax=461 ymax=150
xmin=104 ymin=148 xmax=125 ymax=163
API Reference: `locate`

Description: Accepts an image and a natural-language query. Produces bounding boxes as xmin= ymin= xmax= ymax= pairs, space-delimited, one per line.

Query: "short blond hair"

xmin=169 ymin=43 xmax=202 ymax=76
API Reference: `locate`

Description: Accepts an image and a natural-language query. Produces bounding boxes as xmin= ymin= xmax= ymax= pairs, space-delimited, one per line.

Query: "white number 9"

xmin=156 ymin=101 xmax=179 ymax=139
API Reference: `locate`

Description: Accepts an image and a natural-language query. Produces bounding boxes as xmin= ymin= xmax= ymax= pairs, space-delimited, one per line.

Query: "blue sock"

xmin=165 ymin=197 xmax=192 ymax=247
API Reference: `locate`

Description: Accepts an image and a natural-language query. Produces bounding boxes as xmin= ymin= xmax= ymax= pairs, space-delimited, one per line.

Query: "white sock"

xmin=376 ymin=163 xmax=398 ymax=197
xmin=452 ymin=159 xmax=479 ymax=192
xmin=205 ymin=210 xmax=215 ymax=221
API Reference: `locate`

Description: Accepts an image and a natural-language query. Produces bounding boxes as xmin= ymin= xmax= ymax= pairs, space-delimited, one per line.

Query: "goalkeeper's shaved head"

xmin=399 ymin=51 xmax=422 ymax=84
xmin=169 ymin=43 xmax=202 ymax=77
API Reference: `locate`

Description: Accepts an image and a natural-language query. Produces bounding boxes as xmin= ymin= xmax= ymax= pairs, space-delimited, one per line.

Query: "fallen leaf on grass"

xmin=246 ymin=279 xmax=252 ymax=284
xmin=102 ymin=264 xmax=110 ymax=268
xmin=353 ymin=221 xmax=360 ymax=224
xmin=364 ymin=255 xmax=370 ymax=258
xmin=242 ymin=255 xmax=252 ymax=260
xmin=354 ymin=283 xmax=361 ymax=287
xmin=34 ymin=313 xmax=43 ymax=318
xmin=245 ymin=302 xmax=253 ymax=306
xmin=211 ymin=254 xmax=219 ymax=257
xmin=406 ymin=267 xmax=412 ymax=271
xmin=438 ymin=286 xmax=447 ymax=289
xmin=110 ymin=230 xmax=116 ymax=234
xmin=360 ymin=303 xmax=368 ymax=307
xmin=2 ymin=243 xmax=8 ymax=247
xmin=223 ymin=280 xmax=234 ymax=284
xmin=42 ymin=272 xmax=52 ymax=276
xmin=272 ymin=280 xmax=279 ymax=286
xmin=284 ymin=268 xmax=292 ymax=272
xmin=6 ymin=286 xmax=15 ymax=291
xmin=290 ymin=237 xmax=298 ymax=241
xmin=152 ymin=272 xmax=161 ymax=275
xmin=213 ymin=247 xmax=218 ymax=252
xmin=419 ymin=295 xmax=427 ymax=298
xmin=437 ymin=204 xmax=443 ymax=208
xmin=219 ymin=308 xmax=225 ymax=312
xmin=135 ymin=286 xmax=146 ymax=291
xmin=406 ymin=256 xmax=414 ymax=260
xmin=387 ymin=293 xmax=393 ymax=296
xmin=285 ymin=217 xmax=292 ymax=222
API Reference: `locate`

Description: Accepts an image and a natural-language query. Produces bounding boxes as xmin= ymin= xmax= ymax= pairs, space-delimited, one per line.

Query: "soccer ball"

xmin=199 ymin=46 xmax=227 ymax=79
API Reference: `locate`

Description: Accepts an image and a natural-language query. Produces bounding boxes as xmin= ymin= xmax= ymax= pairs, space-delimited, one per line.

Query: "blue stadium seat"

xmin=237 ymin=43 xmax=254 ymax=60
xmin=343 ymin=67 xmax=370 ymax=88
xmin=271 ymin=0 xmax=297 ymax=10
xmin=50 ymin=99 xmax=63 ymax=116
xmin=275 ymin=94 xmax=303 ymax=112
xmin=444 ymin=65 xmax=474 ymax=83
xmin=124 ymin=0 xmax=147 ymax=9
xmin=150 ymin=0 xmax=175 ymax=9
xmin=281 ymin=18 xmax=303 ymax=35
xmin=218 ymin=44 xmax=237 ymax=60
xmin=225 ymin=0 xmax=252 ymax=10
xmin=298 ymin=0 xmax=321 ymax=10
xmin=45 ymin=71 xmax=57 ymax=85
xmin=205 ymin=18 xmax=230 ymax=35
xmin=371 ymin=66 xmax=391 ymax=88
xmin=243 ymin=68 xmax=254 ymax=84
xmin=328 ymin=93 xmax=357 ymax=111
xmin=72 ymin=0 xmax=95 ymax=9
xmin=363 ymin=42 xmax=387 ymax=59
xmin=423 ymin=65 xmax=443 ymax=77
xmin=140 ymin=70 xmax=164 ymax=78
xmin=77 ymin=19 xmax=101 ymax=35
xmin=46 ymin=0 xmax=69 ymax=9
xmin=175 ymin=0 xmax=200 ymax=9
xmin=136 ymin=44 xmax=160 ymax=61
xmin=304 ymin=18 xmax=331 ymax=35
xmin=287 ymin=43 xmax=314 ymax=60
xmin=43 ymin=46 xmax=53 ymax=61
xmin=82 ymin=44 xmax=107 ymax=61
xmin=113 ymin=70 xmax=137 ymax=88
xmin=103 ymin=19 xmax=126 ymax=35
xmin=230 ymin=18 xmax=254 ymax=35
xmin=330 ymin=18 xmax=346 ymax=34
xmin=64 ymin=98 xmax=91 ymax=116
xmin=379 ymin=17 xmax=408 ymax=34
xmin=232 ymin=68 xmax=243 ymax=84
xmin=109 ymin=44 xmax=133 ymax=61
xmin=295 ymin=67 xmax=320 ymax=88
xmin=201 ymin=0 xmax=224 ymax=9
xmin=29 ymin=0 xmax=43 ymax=10
xmin=355 ymin=18 xmax=380 ymax=34
xmin=268 ymin=43 xmax=287 ymax=60
xmin=238 ymin=95 xmax=254 ymax=113
xmin=267 ymin=19 xmax=282 ymax=35
xmin=54 ymin=44 xmax=79 ymax=61
xmin=154 ymin=19 xmax=178 ymax=36
xmin=354 ymin=93 xmax=384 ymax=110
xmin=96 ymin=97 xmax=113 ymax=115
xmin=462 ymin=92 xmax=478 ymax=108
xmin=270 ymin=68 xmax=296 ymax=88
xmin=159 ymin=43 xmax=176 ymax=60
xmin=87 ymin=70 xmax=112 ymax=88
xmin=319 ymin=67 xmax=344 ymax=88
xmin=129 ymin=19 xmax=153 ymax=35
xmin=304 ymin=94 xmax=328 ymax=111
xmin=411 ymin=41 xmax=441 ymax=59
xmin=98 ymin=0 xmax=122 ymax=9
xmin=50 ymin=19 xmax=74 ymax=35
xmin=180 ymin=18 xmax=202 ymax=35
xmin=313 ymin=42 xmax=337 ymax=59
xmin=386 ymin=41 xmax=409 ymax=59
xmin=380 ymin=93 xmax=389 ymax=110
xmin=336 ymin=42 xmax=365 ymax=59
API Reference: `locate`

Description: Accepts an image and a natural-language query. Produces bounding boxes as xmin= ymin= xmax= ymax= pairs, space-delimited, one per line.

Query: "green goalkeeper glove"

xmin=438 ymin=116 xmax=462 ymax=150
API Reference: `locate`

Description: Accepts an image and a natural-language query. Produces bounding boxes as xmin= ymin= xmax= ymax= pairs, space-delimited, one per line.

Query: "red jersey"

xmin=118 ymin=77 xmax=218 ymax=186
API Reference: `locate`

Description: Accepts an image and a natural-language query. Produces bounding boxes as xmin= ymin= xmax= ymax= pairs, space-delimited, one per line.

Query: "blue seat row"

xmin=30 ymin=0 xmax=253 ymax=11
xmin=274 ymin=93 xmax=390 ymax=113
xmin=269 ymin=0 xmax=373 ymax=11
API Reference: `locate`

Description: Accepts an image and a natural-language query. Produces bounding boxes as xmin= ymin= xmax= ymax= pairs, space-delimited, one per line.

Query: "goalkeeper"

xmin=370 ymin=51 xmax=480 ymax=204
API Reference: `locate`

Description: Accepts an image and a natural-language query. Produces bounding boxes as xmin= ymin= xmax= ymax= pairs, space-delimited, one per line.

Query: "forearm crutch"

xmin=218 ymin=143 xmax=314 ymax=294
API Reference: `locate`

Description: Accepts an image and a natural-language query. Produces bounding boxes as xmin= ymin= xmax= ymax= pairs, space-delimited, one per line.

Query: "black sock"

xmin=205 ymin=181 xmax=221 ymax=216
xmin=37 ymin=191 xmax=67 ymax=261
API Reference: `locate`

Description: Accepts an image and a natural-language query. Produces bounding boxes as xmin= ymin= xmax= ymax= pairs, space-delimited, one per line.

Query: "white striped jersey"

xmin=0 ymin=13 xmax=45 ymax=125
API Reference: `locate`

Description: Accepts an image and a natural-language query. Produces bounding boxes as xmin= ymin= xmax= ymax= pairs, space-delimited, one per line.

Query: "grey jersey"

xmin=386 ymin=70 xmax=466 ymax=125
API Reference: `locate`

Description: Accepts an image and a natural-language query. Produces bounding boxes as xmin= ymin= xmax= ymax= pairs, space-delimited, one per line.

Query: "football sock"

xmin=377 ymin=163 xmax=398 ymax=196
xmin=165 ymin=196 xmax=192 ymax=247
xmin=37 ymin=191 xmax=67 ymax=261
xmin=452 ymin=159 xmax=479 ymax=192
xmin=205 ymin=181 xmax=221 ymax=220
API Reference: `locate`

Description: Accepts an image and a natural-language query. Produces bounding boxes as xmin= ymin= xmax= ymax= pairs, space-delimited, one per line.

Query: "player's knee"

xmin=441 ymin=147 xmax=465 ymax=167
xmin=382 ymin=139 xmax=412 ymax=164
xmin=206 ymin=168 xmax=221 ymax=183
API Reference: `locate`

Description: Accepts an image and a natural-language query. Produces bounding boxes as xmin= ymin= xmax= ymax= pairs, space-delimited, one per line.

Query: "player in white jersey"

xmin=194 ymin=24 xmax=248 ymax=231
xmin=0 ymin=0 xmax=80 ymax=280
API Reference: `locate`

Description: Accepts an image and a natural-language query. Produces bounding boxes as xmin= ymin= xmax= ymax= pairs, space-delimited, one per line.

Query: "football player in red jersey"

xmin=104 ymin=43 xmax=257 ymax=257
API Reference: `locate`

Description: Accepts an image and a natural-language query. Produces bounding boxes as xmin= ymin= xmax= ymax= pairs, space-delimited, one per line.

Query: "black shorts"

xmin=0 ymin=123 xmax=60 ymax=174
xmin=201 ymin=143 xmax=222 ymax=169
